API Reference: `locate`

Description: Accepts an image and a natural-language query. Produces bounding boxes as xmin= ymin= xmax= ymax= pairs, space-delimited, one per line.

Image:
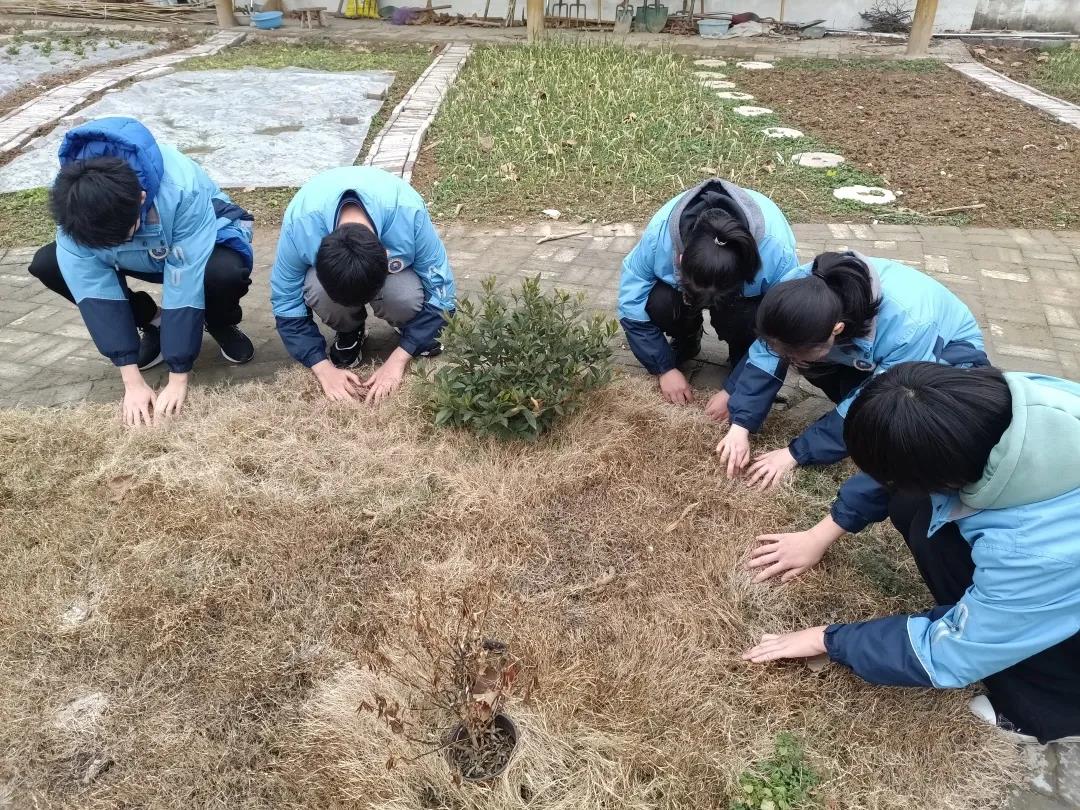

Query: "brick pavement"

xmin=949 ymin=61 xmax=1080 ymax=131
xmin=1 ymin=221 xmax=1078 ymax=409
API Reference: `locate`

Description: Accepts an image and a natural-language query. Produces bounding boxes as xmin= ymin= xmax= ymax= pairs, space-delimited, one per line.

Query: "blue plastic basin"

xmin=252 ymin=10 xmax=284 ymax=28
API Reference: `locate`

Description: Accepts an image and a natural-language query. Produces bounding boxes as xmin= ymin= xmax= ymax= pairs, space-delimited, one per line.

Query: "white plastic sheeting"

xmin=0 ymin=67 xmax=394 ymax=192
xmin=0 ymin=39 xmax=160 ymax=98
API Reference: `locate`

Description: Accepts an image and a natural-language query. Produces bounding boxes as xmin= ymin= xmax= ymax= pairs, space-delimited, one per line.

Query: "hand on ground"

xmin=658 ymin=369 xmax=693 ymax=405
xmin=362 ymin=362 xmax=405 ymax=405
xmin=153 ymin=376 xmax=188 ymax=425
xmin=318 ymin=365 xmax=364 ymax=402
xmin=747 ymin=528 xmax=833 ymax=583
xmin=715 ymin=424 xmax=751 ymax=478
xmin=704 ymin=389 xmax=730 ymax=422
xmin=745 ymin=447 xmax=798 ymax=491
xmin=121 ymin=380 xmax=157 ymax=428
xmin=742 ymin=626 xmax=828 ymax=664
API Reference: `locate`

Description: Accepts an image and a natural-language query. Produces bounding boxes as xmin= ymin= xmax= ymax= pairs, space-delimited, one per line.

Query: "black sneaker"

xmin=329 ymin=330 xmax=364 ymax=369
xmin=207 ymin=324 xmax=255 ymax=364
xmin=416 ymin=340 xmax=442 ymax=358
xmin=671 ymin=326 xmax=703 ymax=365
xmin=137 ymin=324 xmax=163 ymax=370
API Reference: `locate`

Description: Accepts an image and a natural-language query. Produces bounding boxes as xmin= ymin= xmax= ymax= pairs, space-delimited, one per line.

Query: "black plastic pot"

xmin=446 ymin=713 xmax=520 ymax=782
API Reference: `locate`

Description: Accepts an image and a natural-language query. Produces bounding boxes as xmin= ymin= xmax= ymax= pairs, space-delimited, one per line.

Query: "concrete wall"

xmin=974 ymin=0 xmax=1080 ymax=33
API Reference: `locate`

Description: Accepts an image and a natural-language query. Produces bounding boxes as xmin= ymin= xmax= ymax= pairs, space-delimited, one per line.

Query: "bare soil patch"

xmin=0 ymin=372 xmax=1017 ymax=808
xmin=737 ymin=62 xmax=1080 ymax=228
xmin=972 ymin=46 xmax=1080 ymax=106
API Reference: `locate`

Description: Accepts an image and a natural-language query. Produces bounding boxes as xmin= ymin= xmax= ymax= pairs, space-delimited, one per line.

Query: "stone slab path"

xmin=949 ymin=61 xmax=1080 ymax=130
xmin=0 ymin=30 xmax=247 ymax=155
xmin=362 ymin=42 xmax=470 ymax=181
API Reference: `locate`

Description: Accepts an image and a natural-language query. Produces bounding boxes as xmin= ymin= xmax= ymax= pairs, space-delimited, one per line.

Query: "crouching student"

xmin=743 ymin=363 xmax=1080 ymax=745
xmin=270 ymin=166 xmax=455 ymax=404
xmin=28 ymin=117 xmax=255 ymax=427
xmin=716 ymin=251 xmax=986 ymax=490
xmin=616 ymin=179 xmax=799 ymax=407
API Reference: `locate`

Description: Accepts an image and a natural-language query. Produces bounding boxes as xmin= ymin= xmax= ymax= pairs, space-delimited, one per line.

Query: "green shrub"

xmin=424 ymin=276 xmax=617 ymax=441
xmin=731 ymin=733 xmax=819 ymax=810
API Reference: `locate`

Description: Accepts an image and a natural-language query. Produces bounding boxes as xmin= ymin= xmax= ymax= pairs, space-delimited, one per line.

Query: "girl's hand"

xmin=746 ymin=447 xmax=799 ymax=491
xmin=716 ymin=424 xmax=751 ymax=478
xmin=742 ymin=626 xmax=828 ymax=663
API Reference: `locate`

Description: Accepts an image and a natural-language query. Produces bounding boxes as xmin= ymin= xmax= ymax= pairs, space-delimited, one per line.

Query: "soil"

xmin=972 ymin=46 xmax=1080 ymax=105
xmin=737 ymin=63 xmax=1080 ymax=229
xmin=447 ymin=719 xmax=516 ymax=780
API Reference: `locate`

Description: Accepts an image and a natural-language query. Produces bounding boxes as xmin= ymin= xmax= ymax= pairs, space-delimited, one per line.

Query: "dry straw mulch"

xmin=0 ymin=371 xmax=1018 ymax=808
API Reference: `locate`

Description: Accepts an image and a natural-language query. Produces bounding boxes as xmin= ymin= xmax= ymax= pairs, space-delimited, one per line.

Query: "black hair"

xmin=756 ymin=252 xmax=882 ymax=351
xmin=844 ymin=362 xmax=1012 ymax=493
xmin=680 ymin=208 xmax=760 ymax=307
xmin=315 ymin=223 xmax=389 ymax=307
xmin=49 ymin=157 xmax=143 ymax=249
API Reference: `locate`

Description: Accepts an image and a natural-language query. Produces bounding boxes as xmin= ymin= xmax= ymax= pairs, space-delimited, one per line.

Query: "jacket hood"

xmin=667 ymin=179 xmax=765 ymax=258
xmin=961 ymin=372 xmax=1080 ymax=510
xmin=58 ymin=117 xmax=164 ymax=212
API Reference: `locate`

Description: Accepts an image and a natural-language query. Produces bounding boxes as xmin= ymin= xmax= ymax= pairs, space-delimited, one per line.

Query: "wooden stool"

xmin=288 ymin=5 xmax=325 ymax=27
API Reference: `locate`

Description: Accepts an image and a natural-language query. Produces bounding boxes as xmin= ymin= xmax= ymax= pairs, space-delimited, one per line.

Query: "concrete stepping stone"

xmin=733 ymin=105 xmax=773 ymax=117
xmin=791 ymin=151 xmax=845 ymax=168
xmin=833 ymin=185 xmax=896 ymax=205
xmin=693 ymin=70 xmax=728 ymax=79
xmin=715 ymin=91 xmax=755 ymax=101
xmin=703 ymin=80 xmax=737 ymax=89
xmin=736 ymin=61 xmax=774 ymax=70
xmin=694 ymin=58 xmax=728 ymax=68
xmin=762 ymin=126 xmax=804 ymax=139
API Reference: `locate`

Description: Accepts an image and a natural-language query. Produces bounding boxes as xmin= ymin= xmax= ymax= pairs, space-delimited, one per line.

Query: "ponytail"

xmin=756 ymin=252 xmax=882 ymax=350
xmin=680 ymin=208 xmax=760 ymax=306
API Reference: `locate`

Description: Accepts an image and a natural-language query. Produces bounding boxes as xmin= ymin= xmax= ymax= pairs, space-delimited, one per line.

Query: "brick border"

xmin=948 ymin=61 xmax=1080 ymax=131
xmin=362 ymin=42 xmax=470 ymax=181
xmin=0 ymin=30 xmax=248 ymax=155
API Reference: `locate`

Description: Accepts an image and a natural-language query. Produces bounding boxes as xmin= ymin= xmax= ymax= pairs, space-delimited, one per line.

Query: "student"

xmin=743 ymin=363 xmax=1080 ymax=745
xmin=716 ymin=251 xmax=986 ymax=492
xmin=270 ymin=166 xmax=455 ymax=405
xmin=28 ymin=117 xmax=255 ymax=428
xmin=617 ymin=179 xmax=799 ymax=407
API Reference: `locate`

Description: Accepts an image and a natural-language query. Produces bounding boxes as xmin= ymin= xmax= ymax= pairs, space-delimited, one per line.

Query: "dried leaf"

xmin=593 ymin=567 xmax=616 ymax=589
xmin=664 ymin=502 xmax=701 ymax=533
xmin=106 ymin=474 xmax=135 ymax=504
xmin=478 ymin=134 xmax=495 ymax=152
xmin=357 ymin=700 xmax=374 ymax=714
xmin=806 ymin=654 xmax=829 ymax=674
xmin=386 ymin=755 xmax=396 ymax=770
xmin=388 ymin=717 xmax=404 ymax=735
xmin=542 ymin=208 xmax=562 ymax=220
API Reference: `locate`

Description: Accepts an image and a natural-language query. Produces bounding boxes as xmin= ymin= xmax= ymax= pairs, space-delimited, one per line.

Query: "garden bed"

xmin=736 ymin=59 xmax=1080 ymax=229
xmin=972 ymin=45 xmax=1080 ymax=106
xmin=0 ymin=371 xmax=1018 ymax=809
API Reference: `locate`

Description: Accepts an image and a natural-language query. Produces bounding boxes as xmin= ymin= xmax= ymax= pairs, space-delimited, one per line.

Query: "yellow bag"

xmin=345 ymin=0 xmax=380 ymax=17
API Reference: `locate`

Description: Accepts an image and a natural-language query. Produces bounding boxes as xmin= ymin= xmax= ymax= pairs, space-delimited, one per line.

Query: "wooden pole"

xmin=527 ymin=0 xmax=544 ymax=41
xmin=216 ymin=0 xmax=238 ymax=24
xmin=906 ymin=0 xmax=939 ymax=57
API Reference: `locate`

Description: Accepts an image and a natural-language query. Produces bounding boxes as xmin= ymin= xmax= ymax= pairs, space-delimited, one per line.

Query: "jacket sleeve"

xmin=826 ymin=544 xmax=1080 ymax=688
xmin=830 ymin=471 xmax=891 ymax=534
xmin=790 ymin=321 xmax=940 ymax=466
xmin=160 ymin=189 xmax=216 ymax=373
xmin=399 ymin=206 xmax=455 ymax=356
xmin=270 ymin=222 xmax=327 ymax=368
xmin=617 ymin=231 xmax=674 ymax=376
xmin=724 ymin=339 xmax=787 ymax=432
xmin=56 ymin=234 xmax=140 ymax=367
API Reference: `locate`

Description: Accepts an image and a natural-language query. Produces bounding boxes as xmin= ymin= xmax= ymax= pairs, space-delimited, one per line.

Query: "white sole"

xmin=219 ymin=346 xmax=254 ymax=365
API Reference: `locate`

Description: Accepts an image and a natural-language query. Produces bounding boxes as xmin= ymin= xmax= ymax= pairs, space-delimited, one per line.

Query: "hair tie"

xmin=713 ymin=237 xmax=727 ymax=247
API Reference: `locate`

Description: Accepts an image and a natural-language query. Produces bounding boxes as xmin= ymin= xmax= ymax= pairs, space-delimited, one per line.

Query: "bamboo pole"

xmin=526 ymin=0 xmax=544 ymax=41
xmin=906 ymin=0 xmax=939 ymax=57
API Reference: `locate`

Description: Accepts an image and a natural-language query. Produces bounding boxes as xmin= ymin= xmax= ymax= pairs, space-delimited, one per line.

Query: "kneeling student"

xmin=743 ymin=363 xmax=1080 ymax=744
xmin=270 ymin=166 xmax=455 ymax=404
xmin=29 ymin=117 xmax=255 ymax=427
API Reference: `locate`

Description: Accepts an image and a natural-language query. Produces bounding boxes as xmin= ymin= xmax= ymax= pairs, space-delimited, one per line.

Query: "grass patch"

xmin=0 ymin=189 xmax=52 ymax=249
xmin=0 ymin=372 xmax=1020 ymax=808
xmin=1034 ymin=47 xmax=1080 ymax=104
xmin=769 ymin=57 xmax=943 ymax=73
xmin=418 ymin=42 xmax=915 ymax=225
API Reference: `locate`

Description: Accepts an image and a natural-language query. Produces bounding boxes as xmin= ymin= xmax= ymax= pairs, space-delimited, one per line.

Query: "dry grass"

xmin=0 ymin=371 xmax=1018 ymax=808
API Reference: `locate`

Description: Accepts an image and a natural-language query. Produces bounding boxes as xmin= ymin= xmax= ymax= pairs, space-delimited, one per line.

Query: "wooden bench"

xmin=286 ymin=4 xmax=326 ymax=27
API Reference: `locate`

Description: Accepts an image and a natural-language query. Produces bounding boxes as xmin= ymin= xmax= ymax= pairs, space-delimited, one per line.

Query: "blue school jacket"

xmin=616 ymin=179 xmax=799 ymax=376
xmin=826 ymin=374 xmax=1080 ymax=695
xmin=269 ymin=166 xmax=456 ymax=367
xmin=54 ymin=117 xmax=253 ymax=373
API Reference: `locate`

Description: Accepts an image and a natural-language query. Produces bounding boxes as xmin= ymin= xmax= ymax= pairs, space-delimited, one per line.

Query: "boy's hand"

xmin=120 ymin=364 xmax=155 ymax=428
xmin=716 ymin=424 xmax=751 ymax=478
xmin=313 ymin=360 xmax=363 ymax=402
xmin=742 ymin=626 xmax=828 ymax=663
xmin=747 ymin=516 xmax=846 ymax=583
xmin=704 ymin=389 xmax=730 ymax=422
xmin=746 ymin=447 xmax=798 ymax=491
xmin=154 ymin=373 xmax=189 ymax=424
xmin=658 ymin=369 xmax=693 ymax=405
xmin=361 ymin=348 xmax=412 ymax=406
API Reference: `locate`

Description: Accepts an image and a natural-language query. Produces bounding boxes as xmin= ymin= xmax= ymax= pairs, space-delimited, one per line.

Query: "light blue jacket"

xmin=270 ymin=166 xmax=455 ymax=367
xmin=616 ymin=179 xmax=799 ymax=376
xmin=55 ymin=117 xmax=253 ymax=373
xmin=827 ymin=373 xmax=1080 ymax=698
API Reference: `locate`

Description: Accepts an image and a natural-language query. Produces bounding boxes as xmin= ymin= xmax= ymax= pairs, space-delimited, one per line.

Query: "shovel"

xmin=613 ymin=0 xmax=631 ymax=33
